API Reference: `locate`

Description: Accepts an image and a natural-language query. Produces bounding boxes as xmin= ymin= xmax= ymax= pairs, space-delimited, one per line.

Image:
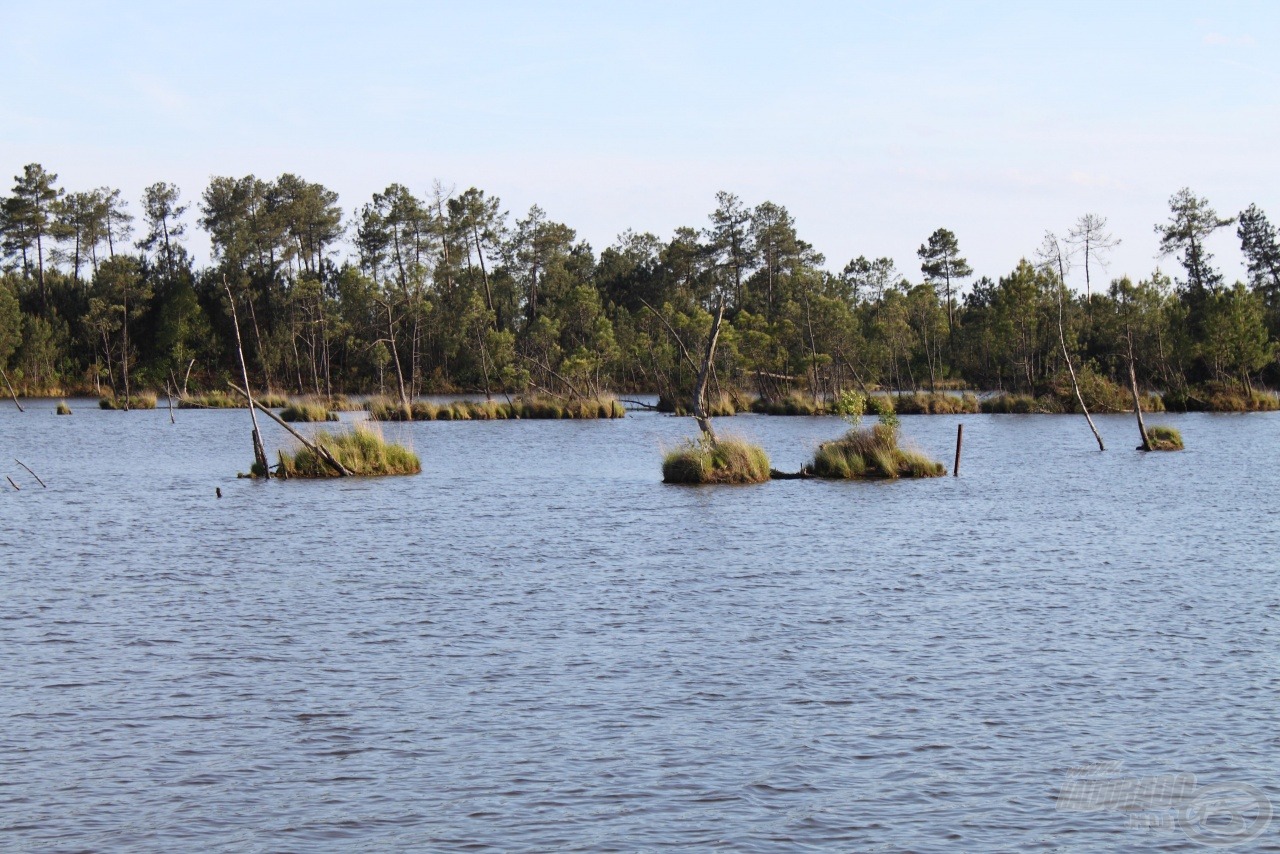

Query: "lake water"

xmin=2 ymin=400 xmax=1278 ymax=851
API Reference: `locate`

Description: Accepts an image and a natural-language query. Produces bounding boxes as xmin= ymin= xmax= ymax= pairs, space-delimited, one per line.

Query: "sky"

xmin=2 ymin=0 xmax=1277 ymax=291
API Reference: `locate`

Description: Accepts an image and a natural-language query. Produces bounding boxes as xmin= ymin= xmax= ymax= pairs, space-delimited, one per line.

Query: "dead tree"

xmin=1040 ymin=233 xmax=1105 ymax=450
xmin=641 ymin=296 xmax=726 ymax=442
xmin=225 ymin=277 xmax=269 ymax=475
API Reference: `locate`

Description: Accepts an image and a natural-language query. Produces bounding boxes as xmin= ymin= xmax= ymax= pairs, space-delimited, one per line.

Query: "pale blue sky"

xmin=3 ymin=1 xmax=1277 ymax=288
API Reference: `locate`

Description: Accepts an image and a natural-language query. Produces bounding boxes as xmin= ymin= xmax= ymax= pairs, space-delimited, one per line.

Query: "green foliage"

xmin=4 ymin=167 xmax=1280 ymax=410
xmin=275 ymin=424 xmax=421 ymax=477
xmin=834 ymin=390 xmax=866 ymax=426
xmin=810 ymin=423 xmax=945 ymax=479
xmin=868 ymin=395 xmax=899 ymax=429
xmin=662 ymin=435 xmax=771 ymax=485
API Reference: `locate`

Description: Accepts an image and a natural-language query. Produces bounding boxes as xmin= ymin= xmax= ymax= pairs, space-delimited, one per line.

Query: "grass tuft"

xmin=275 ymin=424 xmax=421 ymax=477
xmin=1143 ymin=425 xmax=1184 ymax=451
xmin=55 ymin=401 xmax=72 ymax=415
xmin=280 ymin=401 xmax=339 ymax=422
xmin=179 ymin=390 xmax=288 ymax=409
xmin=98 ymin=392 xmax=157 ymax=410
xmin=662 ymin=435 xmax=771 ymax=484
xmin=810 ymin=424 xmax=945 ymax=479
xmin=367 ymin=395 xmax=626 ymax=421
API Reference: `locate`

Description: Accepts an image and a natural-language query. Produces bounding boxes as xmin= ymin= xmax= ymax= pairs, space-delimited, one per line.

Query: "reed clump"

xmin=98 ymin=392 xmax=157 ymax=410
xmin=810 ymin=423 xmax=946 ymax=479
xmin=275 ymin=424 xmax=421 ymax=477
xmin=888 ymin=392 xmax=980 ymax=415
xmin=662 ymin=435 xmax=771 ymax=485
xmin=280 ymin=401 xmax=339 ymax=422
xmin=980 ymin=394 xmax=1064 ymax=414
xmin=1162 ymin=384 xmax=1279 ymax=412
xmin=750 ymin=393 xmax=829 ymax=415
xmin=1143 ymin=425 xmax=1184 ymax=451
xmin=179 ymin=390 xmax=290 ymax=409
xmin=366 ymin=395 xmax=626 ymax=421
xmin=658 ymin=392 xmax=741 ymax=416
xmin=55 ymin=401 xmax=72 ymax=415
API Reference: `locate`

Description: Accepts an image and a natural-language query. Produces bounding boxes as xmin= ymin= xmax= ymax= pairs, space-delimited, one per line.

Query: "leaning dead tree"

xmin=641 ymin=295 xmax=726 ymax=442
xmin=1 ymin=368 xmax=23 ymax=412
xmin=1039 ymin=233 xmax=1105 ymax=451
xmin=1125 ymin=328 xmax=1152 ymax=451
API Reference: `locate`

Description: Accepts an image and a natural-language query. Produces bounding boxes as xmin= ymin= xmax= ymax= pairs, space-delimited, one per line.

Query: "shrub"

xmin=1143 ymin=425 xmax=1184 ymax=451
xmin=275 ymin=424 xmax=421 ymax=477
xmin=662 ymin=436 xmax=771 ymax=484
xmin=810 ymin=424 xmax=945 ymax=479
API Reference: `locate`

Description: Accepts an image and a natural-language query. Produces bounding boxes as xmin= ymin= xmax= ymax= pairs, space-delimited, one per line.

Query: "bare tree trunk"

xmin=691 ymin=297 xmax=726 ymax=441
xmin=1057 ymin=285 xmax=1105 ymax=451
xmin=383 ymin=300 xmax=409 ymax=407
xmin=1 ymin=368 xmax=24 ymax=411
xmin=225 ymin=278 xmax=270 ymax=476
xmin=1128 ymin=334 xmax=1151 ymax=451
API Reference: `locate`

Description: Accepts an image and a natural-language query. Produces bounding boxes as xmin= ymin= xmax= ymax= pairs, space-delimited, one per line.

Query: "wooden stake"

xmin=224 ymin=277 xmax=269 ymax=476
xmin=14 ymin=459 xmax=45 ymax=488
xmin=1 ymin=368 xmax=23 ymax=412
xmin=228 ymin=382 xmax=352 ymax=477
xmin=6 ymin=475 xmax=18 ymax=490
xmin=953 ymin=423 xmax=963 ymax=477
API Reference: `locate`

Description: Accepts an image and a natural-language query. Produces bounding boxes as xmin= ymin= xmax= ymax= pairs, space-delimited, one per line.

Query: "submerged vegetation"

xmin=274 ymin=425 xmax=421 ymax=478
xmin=1143 ymin=425 xmax=1184 ymax=451
xmin=662 ymin=436 xmax=771 ymax=485
xmin=365 ymin=396 xmax=625 ymax=421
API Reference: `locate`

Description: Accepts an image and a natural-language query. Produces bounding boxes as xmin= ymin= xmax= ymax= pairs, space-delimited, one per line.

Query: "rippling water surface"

xmin=2 ymin=400 xmax=1278 ymax=851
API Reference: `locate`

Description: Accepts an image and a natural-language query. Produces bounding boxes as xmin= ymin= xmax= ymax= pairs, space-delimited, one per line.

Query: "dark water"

xmin=2 ymin=399 xmax=1278 ymax=851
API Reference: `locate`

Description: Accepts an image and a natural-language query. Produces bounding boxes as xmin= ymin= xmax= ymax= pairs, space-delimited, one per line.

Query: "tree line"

xmin=1 ymin=163 xmax=1277 ymax=405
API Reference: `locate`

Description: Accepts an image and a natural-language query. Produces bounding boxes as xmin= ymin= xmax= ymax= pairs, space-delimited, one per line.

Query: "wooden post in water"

xmin=953 ymin=423 xmax=963 ymax=476
xmin=224 ymin=277 xmax=270 ymax=476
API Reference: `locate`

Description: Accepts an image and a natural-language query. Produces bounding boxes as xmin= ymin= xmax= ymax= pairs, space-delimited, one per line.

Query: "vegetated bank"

xmin=366 ymin=396 xmax=626 ymax=421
